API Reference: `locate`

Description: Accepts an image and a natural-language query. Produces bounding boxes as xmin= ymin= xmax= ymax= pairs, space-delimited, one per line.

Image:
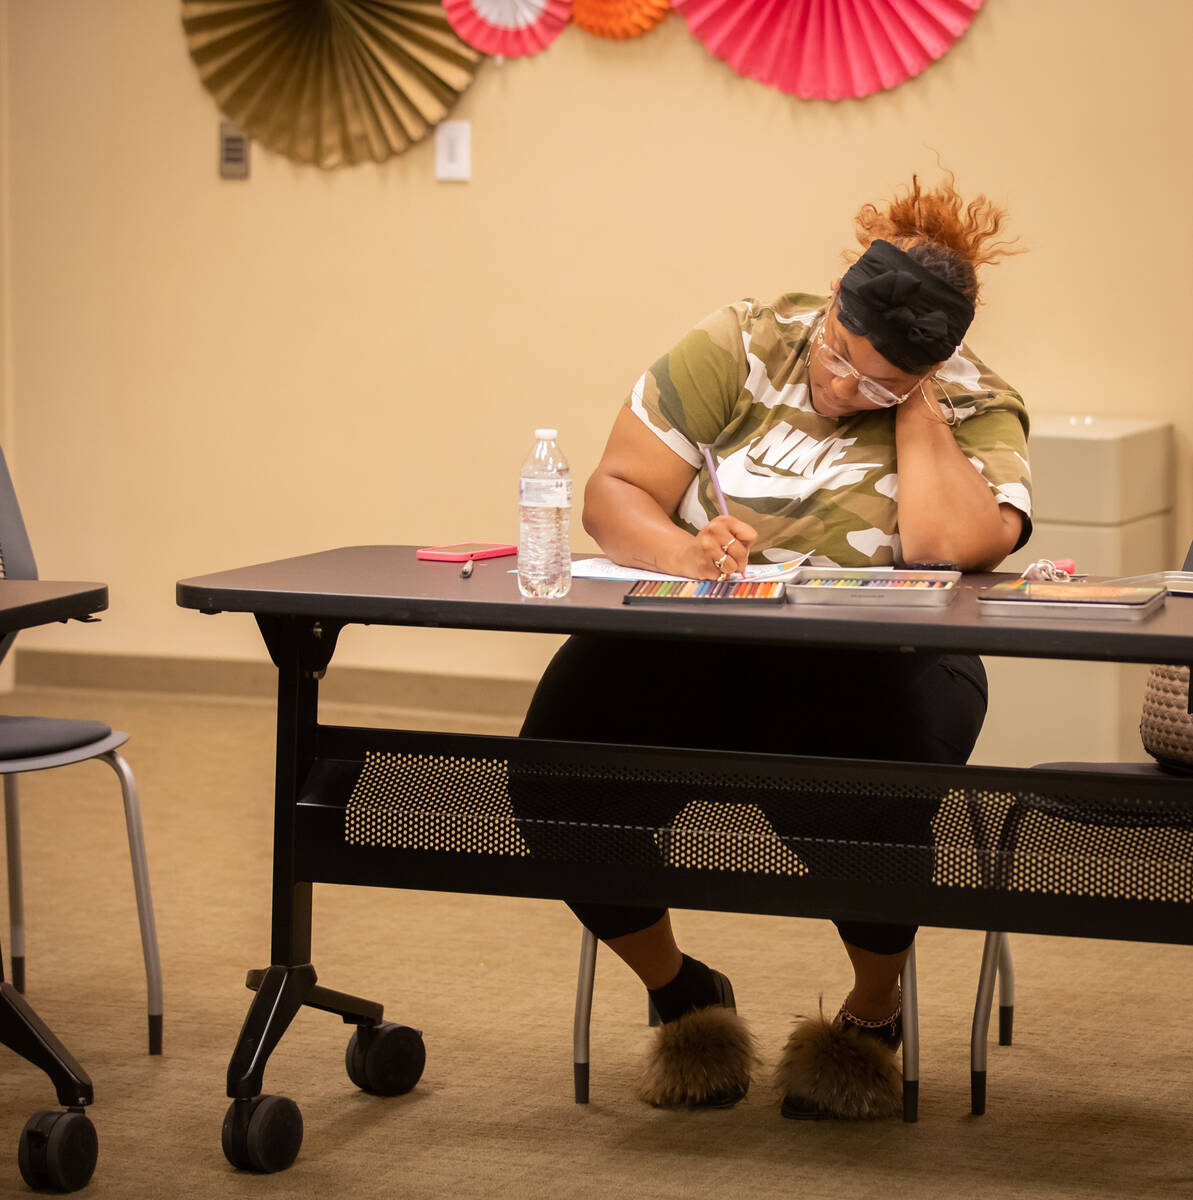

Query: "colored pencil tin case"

xmin=623 ymin=579 xmax=787 ymax=605
xmin=785 ymin=568 xmax=961 ymax=606
xmin=976 ymin=580 xmax=1166 ymax=620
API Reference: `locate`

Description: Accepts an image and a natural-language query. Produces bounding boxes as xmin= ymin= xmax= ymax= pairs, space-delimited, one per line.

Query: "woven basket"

xmin=1140 ymin=664 xmax=1193 ymax=772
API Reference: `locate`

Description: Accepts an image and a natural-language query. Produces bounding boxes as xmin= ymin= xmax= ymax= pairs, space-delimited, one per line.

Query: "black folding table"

xmin=177 ymin=546 xmax=1193 ymax=1171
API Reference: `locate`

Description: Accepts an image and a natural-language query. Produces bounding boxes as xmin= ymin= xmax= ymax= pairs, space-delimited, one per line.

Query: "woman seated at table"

xmin=519 ymin=175 xmax=1031 ymax=1119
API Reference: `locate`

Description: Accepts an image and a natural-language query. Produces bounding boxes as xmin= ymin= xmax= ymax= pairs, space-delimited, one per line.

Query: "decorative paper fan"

xmin=443 ymin=0 xmax=571 ymax=57
xmin=573 ymin=0 xmax=670 ymax=39
xmin=673 ymin=0 xmax=985 ymax=100
xmin=181 ymin=1 xmax=482 ymax=168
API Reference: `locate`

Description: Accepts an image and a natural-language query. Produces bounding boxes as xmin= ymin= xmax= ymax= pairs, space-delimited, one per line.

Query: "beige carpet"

xmin=0 ymin=685 xmax=1189 ymax=1199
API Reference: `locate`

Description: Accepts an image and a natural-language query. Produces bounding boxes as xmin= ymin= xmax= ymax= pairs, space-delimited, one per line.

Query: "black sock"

xmin=647 ymin=954 xmax=722 ymax=1024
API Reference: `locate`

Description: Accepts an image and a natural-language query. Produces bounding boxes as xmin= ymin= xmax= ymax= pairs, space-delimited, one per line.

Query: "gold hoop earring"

xmin=919 ymin=379 xmax=957 ymax=427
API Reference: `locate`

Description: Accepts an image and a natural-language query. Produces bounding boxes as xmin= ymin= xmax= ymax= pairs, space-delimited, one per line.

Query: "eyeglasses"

xmin=812 ymin=307 xmax=923 ymax=408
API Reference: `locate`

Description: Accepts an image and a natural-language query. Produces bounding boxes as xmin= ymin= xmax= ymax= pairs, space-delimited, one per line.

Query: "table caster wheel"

xmin=221 ymin=1095 xmax=302 ymax=1173
xmin=345 ymin=1022 xmax=426 ymax=1096
xmin=18 ymin=1109 xmax=98 ymax=1192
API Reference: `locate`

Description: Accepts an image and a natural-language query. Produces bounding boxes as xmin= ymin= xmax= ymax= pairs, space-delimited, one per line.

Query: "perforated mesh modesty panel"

xmin=1006 ymin=812 xmax=1193 ymax=901
xmin=346 ymin=751 xmax=528 ymax=858
xmin=933 ymin=789 xmax=1193 ymax=901
xmin=342 ymin=745 xmax=1193 ymax=904
xmin=343 ymin=748 xmax=933 ymax=879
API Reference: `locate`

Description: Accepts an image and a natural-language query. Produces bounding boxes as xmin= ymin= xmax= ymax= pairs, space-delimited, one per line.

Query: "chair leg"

xmin=971 ymin=930 xmax=1002 ymax=1115
xmin=3 ymin=776 xmax=25 ymax=994
xmin=573 ymin=927 xmax=597 ymax=1103
xmin=900 ymin=941 xmax=919 ymax=1123
xmin=99 ymin=751 xmax=163 ymax=1055
xmin=997 ymin=932 xmax=1015 ymax=1045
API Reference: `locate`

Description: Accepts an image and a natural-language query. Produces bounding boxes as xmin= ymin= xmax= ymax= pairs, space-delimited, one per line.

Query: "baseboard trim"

xmin=15 ymin=649 xmax=535 ymax=720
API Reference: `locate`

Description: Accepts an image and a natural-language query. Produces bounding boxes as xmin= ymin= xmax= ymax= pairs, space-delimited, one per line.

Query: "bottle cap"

xmin=534 ymin=428 xmax=558 ymax=440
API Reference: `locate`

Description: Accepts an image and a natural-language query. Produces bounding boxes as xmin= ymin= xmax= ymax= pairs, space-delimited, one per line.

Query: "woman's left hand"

xmin=894 ymin=386 xmax=1022 ymax=570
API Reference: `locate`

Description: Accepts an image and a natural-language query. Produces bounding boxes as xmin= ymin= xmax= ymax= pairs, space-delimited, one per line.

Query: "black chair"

xmin=970 ymin=542 xmax=1193 ymax=1114
xmin=0 ymin=446 xmax=162 ymax=1191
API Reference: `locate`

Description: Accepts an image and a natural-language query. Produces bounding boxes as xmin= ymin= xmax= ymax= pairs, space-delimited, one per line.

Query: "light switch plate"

xmin=435 ymin=121 xmax=471 ymax=181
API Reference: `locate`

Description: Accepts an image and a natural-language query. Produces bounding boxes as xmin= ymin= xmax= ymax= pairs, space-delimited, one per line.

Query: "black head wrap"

xmin=837 ymin=239 xmax=975 ymax=374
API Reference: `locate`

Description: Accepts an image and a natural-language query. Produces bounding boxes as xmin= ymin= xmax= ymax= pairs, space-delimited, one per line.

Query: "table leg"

xmin=0 ymin=921 xmax=97 ymax=1188
xmin=226 ymin=964 xmax=317 ymax=1099
xmin=220 ymin=617 xmax=409 ymax=1175
xmin=0 ymin=980 xmax=93 ymax=1108
xmin=226 ymin=616 xmax=387 ymax=1100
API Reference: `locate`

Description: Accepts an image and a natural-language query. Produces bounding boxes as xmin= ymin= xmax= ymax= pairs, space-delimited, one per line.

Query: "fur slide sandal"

xmin=776 ymin=1007 xmax=902 ymax=1120
xmin=637 ymin=975 xmax=757 ymax=1109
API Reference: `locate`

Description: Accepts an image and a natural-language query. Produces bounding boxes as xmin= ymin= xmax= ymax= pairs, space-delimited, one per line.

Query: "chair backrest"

xmin=0 ymin=445 xmax=39 ymax=668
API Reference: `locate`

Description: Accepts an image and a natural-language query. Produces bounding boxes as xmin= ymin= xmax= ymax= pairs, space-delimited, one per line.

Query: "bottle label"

xmin=519 ymin=477 xmax=572 ymax=508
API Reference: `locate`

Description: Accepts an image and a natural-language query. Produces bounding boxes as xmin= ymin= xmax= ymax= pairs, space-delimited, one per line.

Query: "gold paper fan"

xmin=181 ymin=1 xmax=484 ymax=168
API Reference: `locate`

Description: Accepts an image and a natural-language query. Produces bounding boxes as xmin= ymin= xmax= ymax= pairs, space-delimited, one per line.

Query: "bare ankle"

xmin=603 ymin=915 xmax=683 ymax=990
xmin=638 ymin=949 xmax=684 ymax=991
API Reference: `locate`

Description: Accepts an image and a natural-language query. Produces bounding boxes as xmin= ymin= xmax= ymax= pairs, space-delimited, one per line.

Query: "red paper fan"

xmin=673 ymin=0 xmax=984 ymax=100
xmin=573 ymin=0 xmax=670 ymax=39
xmin=444 ymin=0 xmax=572 ymax=57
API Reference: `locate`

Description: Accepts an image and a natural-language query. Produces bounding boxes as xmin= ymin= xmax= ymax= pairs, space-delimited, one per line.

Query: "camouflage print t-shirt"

xmin=625 ymin=292 xmax=1032 ymax=568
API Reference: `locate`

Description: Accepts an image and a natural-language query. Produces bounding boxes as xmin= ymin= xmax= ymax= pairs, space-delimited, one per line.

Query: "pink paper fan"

xmin=674 ymin=0 xmax=984 ymax=100
xmin=444 ymin=0 xmax=572 ymax=57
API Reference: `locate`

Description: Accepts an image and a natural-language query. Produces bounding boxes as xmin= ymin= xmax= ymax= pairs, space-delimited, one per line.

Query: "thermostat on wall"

xmin=219 ymin=120 xmax=250 ymax=180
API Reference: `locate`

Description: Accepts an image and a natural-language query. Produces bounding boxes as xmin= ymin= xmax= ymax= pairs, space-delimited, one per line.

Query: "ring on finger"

xmin=714 ymin=553 xmax=728 ymax=571
xmin=720 ymin=536 xmax=737 ymax=554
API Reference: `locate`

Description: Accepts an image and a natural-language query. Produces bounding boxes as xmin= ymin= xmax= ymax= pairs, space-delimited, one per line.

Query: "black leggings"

xmin=517 ymin=635 xmax=988 ymax=955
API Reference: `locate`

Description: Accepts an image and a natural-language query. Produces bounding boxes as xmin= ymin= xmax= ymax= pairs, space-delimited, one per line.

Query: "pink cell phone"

xmin=416 ymin=542 xmax=517 ymax=563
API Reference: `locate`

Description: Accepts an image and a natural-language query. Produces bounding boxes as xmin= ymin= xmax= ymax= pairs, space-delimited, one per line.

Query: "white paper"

xmin=569 ymin=553 xmax=814 ymax=583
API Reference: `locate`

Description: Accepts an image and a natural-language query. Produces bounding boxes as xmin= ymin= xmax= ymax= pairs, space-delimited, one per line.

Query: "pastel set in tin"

xmin=786 ymin=567 xmax=961 ymax=606
xmin=798 ymin=576 xmax=951 ymax=588
xmin=623 ymin=579 xmax=787 ymax=605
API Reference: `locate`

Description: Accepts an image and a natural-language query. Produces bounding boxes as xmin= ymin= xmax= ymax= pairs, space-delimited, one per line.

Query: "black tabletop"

xmin=0 ymin=580 xmax=108 ymax=635
xmin=176 ymin=546 xmax=1193 ymax=666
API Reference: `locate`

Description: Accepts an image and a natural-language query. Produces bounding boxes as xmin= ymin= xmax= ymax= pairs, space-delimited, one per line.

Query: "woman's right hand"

xmin=679 ymin=516 xmax=758 ymax=580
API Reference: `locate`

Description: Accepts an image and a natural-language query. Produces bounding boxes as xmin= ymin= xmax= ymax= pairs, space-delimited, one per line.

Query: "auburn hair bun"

xmin=849 ymin=173 xmax=1021 ymax=305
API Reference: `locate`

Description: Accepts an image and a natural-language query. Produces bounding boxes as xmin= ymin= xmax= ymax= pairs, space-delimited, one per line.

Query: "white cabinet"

xmin=974 ymin=416 xmax=1174 ymax=767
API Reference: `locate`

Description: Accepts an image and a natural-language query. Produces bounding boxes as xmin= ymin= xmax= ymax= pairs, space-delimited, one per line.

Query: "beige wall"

xmin=3 ymin=0 xmax=1191 ymax=688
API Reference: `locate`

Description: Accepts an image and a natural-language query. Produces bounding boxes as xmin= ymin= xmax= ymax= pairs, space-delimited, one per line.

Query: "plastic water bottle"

xmin=518 ymin=429 xmax=572 ymax=598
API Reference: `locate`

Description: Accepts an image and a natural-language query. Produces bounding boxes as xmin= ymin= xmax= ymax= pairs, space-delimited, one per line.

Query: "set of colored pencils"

xmin=623 ymin=578 xmax=786 ymax=605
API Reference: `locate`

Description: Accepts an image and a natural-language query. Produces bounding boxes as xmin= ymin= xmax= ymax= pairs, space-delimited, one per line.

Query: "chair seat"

xmin=0 ymin=716 xmax=112 ymax=760
xmin=1035 ymin=760 xmax=1184 ymax=776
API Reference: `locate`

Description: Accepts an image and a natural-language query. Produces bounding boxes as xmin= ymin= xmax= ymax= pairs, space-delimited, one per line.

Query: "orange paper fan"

xmin=573 ymin=0 xmax=670 ymax=38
